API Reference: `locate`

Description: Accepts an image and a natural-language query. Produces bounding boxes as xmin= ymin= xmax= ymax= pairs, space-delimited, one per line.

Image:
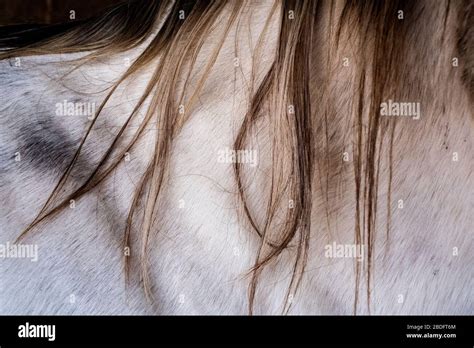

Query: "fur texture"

xmin=0 ymin=0 xmax=472 ymax=314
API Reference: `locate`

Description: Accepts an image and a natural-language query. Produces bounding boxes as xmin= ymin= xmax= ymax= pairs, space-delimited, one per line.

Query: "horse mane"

xmin=0 ymin=0 xmax=471 ymax=314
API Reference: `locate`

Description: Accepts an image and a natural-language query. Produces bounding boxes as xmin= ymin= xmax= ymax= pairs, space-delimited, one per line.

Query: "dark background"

xmin=0 ymin=0 xmax=123 ymax=26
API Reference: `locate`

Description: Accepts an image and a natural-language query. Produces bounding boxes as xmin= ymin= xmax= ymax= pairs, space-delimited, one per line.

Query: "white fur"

xmin=0 ymin=1 xmax=472 ymax=314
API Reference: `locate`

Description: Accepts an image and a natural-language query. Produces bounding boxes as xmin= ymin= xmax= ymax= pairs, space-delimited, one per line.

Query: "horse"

xmin=0 ymin=0 xmax=472 ymax=314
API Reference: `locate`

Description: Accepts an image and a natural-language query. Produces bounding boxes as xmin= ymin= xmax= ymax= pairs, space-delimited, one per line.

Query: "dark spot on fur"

xmin=17 ymin=117 xmax=88 ymax=179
